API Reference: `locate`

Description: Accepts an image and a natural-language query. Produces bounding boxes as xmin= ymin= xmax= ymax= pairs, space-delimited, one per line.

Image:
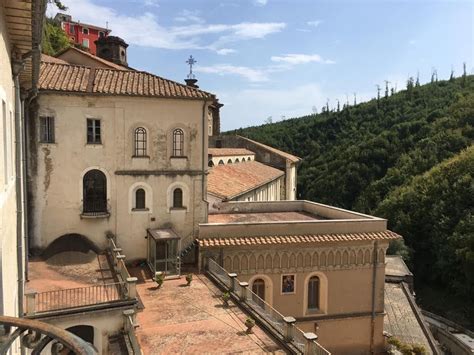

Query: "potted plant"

xmin=222 ymin=292 xmax=230 ymax=307
xmin=154 ymin=272 xmax=164 ymax=288
xmin=185 ymin=273 xmax=193 ymax=286
xmin=245 ymin=317 xmax=255 ymax=334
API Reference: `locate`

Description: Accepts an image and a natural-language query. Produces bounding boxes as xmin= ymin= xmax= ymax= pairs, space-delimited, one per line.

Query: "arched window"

xmin=208 ymin=160 xmax=214 ymax=167
xmin=247 ymin=157 xmax=251 ymax=161
xmin=172 ymin=128 xmax=184 ymax=156
xmin=135 ymin=188 xmax=146 ymax=209
xmin=83 ymin=170 xmax=107 ymax=214
xmin=134 ymin=127 xmax=146 ymax=156
xmin=252 ymin=278 xmax=265 ymax=307
xmin=218 ymin=160 xmax=224 ymax=165
xmin=173 ymin=188 xmax=183 ymax=208
xmin=307 ymin=276 xmax=320 ymax=310
xmin=235 ymin=158 xmax=240 ymax=163
xmin=227 ymin=159 xmax=232 ymax=164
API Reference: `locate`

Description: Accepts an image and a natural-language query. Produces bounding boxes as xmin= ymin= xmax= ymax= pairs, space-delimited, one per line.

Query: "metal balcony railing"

xmin=0 ymin=315 xmax=97 ymax=354
xmin=26 ymin=282 xmax=126 ymax=314
xmin=206 ymin=259 xmax=331 ymax=355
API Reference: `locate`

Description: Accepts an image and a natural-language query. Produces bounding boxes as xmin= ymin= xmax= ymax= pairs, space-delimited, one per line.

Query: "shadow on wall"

xmin=41 ymin=233 xmax=100 ymax=262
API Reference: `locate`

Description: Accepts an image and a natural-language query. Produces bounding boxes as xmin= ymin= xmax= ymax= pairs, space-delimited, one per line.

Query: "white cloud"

xmin=215 ymin=48 xmax=237 ymax=55
xmin=47 ymin=0 xmax=285 ymax=53
xmin=143 ymin=0 xmax=159 ymax=7
xmin=174 ymin=10 xmax=204 ymax=24
xmin=307 ymin=20 xmax=322 ymax=27
xmin=253 ymin=0 xmax=268 ymax=6
xmin=271 ymin=53 xmax=335 ymax=65
xmin=195 ymin=64 xmax=268 ymax=82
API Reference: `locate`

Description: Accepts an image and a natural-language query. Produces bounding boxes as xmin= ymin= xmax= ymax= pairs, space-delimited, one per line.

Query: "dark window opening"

xmin=308 ymin=276 xmax=320 ymax=310
xmin=83 ymin=169 xmax=107 ymax=214
xmin=227 ymin=159 xmax=232 ymax=164
xmin=40 ymin=116 xmax=55 ymax=143
xmin=135 ymin=188 xmax=146 ymax=209
xmin=252 ymin=279 xmax=265 ymax=307
xmin=208 ymin=160 xmax=214 ymax=167
xmin=87 ymin=119 xmax=101 ymax=144
xmin=172 ymin=129 xmax=184 ymax=156
xmin=83 ymin=28 xmax=89 ymax=35
xmin=134 ymin=127 xmax=147 ymax=156
xmin=173 ymin=188 xmax=183 ymax=208
xmin=218 ymin=160 xmax=224 ymax=165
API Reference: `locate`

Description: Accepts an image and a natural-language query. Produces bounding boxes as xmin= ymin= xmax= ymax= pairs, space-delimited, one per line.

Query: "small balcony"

xmin=80 ymin=200 xmax=111 ymax=218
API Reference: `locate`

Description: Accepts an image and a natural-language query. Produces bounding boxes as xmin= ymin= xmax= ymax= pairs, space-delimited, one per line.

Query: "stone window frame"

xmin=129 ymin=182 xmax=153 ymax=214
xmin=133 ymin=126 xmax=148 ymax=158
xmin=166 ymin=182 xmax=189 ymax=213
xmin=303 ymin=272 xmax=328 ymax=315
xmin=248 ymin=274 xmax=274 ymax=306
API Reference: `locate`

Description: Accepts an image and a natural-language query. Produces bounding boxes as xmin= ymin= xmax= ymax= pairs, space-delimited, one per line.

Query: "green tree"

xmin=42 ymin=18 xmax=70 ymax=56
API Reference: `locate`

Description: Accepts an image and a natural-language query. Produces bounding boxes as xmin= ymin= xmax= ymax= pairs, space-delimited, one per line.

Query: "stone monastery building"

xmin=1 ymin=5 xmax=439 ymax=354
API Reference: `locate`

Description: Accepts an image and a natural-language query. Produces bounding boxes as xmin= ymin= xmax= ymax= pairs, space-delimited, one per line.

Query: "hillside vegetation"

xmin=231 ymin=76 xmax=474 ymax=327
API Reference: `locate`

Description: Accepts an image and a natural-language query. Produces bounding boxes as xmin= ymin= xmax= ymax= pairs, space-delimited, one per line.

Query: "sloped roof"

xmin=39 ymin=61 xmax=215 ymax=100
xmin=208 ymin=160 xmax=284 ymax=199
xmin=209 ymin=148 xmax=255 ymax=157
xmin=237 ymin=135 xmax=301 ymax=163
xmin=55 ymin=46 xmax=128 ymax=70
xmin=41 ymin=54 xmax=69 ymax=64
xmin=198 ymin=230 xmax=401 ymax=247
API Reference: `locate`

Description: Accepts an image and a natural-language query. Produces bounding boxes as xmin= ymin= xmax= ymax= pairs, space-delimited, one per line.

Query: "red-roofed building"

xmin=54 ymin=13 xmax=111 ymax=55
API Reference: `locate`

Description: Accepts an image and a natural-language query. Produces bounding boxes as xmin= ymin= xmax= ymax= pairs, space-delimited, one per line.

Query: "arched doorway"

xmin=66 ymin=325 xmax=95 ymax=354
xmin=252 ymin=278 xmax=265 ymax=307
xmin=83 ymin=169 xmax=107 ymax=214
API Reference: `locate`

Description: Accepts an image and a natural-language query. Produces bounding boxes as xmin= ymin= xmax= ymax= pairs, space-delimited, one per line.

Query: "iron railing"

xmin=206 ymin=259 xmax=330 ymax=354
xmin=32 ymin=282 xmax=125 ymax=313
xmin=0 ymin=315 xmax=97 ymax=354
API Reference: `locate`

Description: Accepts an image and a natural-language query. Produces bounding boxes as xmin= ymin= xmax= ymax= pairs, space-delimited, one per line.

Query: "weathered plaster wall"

xmin=30 ymin=94 xmax=209 ymax=260
xmin=0 ymin=4 xmax=20 ymax=319
xmin=202 ymin=240 xmax=388 ymax=354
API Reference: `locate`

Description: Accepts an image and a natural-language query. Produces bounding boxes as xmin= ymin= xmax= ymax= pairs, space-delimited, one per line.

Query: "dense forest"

xmin=230 ymin=75 xmax=474 ymax=328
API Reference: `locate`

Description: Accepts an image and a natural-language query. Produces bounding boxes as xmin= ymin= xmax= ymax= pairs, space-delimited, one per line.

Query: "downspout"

xmin=12 ymin=59 xmax=25 ymax=317
xmin=201 ymin=100 xmax=208 ymax=216
xmin=370 ymin=240 xmax=379 ymax=354
xmin=22 ymin=88 xmax=38 ymax=282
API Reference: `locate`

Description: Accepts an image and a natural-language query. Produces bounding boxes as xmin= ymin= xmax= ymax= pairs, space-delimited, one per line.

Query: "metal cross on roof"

xmin=186 ymin=55 xmax=196 ymax=79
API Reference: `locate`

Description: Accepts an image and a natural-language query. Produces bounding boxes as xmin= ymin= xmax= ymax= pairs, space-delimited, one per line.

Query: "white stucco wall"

xmin=31 ymin=94 xmax=210 ymax=260
xmin=209 ymin=154 xmax=254 ymax=167
xmin=0 ymin=5 xmax=20 ymax=320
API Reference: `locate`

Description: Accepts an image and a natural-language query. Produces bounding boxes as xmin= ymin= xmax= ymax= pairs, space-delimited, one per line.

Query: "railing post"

xmin=239 ymin=282 xmax=248 ymax=301
xmin=228 ymin=273 xmax=237 ymax=292
xmin=283 ymin=316 xmax=296 ymax=342
xmin=116 ymin=254 xmax=125 ymax=271
xmin=127 ymin=277 xmax=138 ymax=299
xmin=304 ymin=332 xmax=318 ymax=355
xmin=25 ymin=291 xmax=37 ymax=316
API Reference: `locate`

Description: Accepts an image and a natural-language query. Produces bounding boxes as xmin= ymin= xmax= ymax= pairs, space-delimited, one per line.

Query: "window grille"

xmin=172 ymin=129 xmax=184 ymax=156
xmin=135 ymin=188 xmax=146 ymax=209
xmin=87 ymin=119 xmax=101 ymax=144
xmin=134 ymin=127 xmax=147 ymax=156
xmin=173 ymin=188 xmax=183 ymax=208
xmin=39 ymin=116 xmax=55 ymax=143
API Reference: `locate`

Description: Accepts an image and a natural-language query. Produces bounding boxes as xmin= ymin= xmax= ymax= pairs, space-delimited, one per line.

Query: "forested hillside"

xmin=230 ymin=76 xmax=474 ymax=327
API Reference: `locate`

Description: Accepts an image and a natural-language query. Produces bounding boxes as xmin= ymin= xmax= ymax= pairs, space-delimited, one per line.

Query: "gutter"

xmin=369 ymin=240 xmax=379 ymax=354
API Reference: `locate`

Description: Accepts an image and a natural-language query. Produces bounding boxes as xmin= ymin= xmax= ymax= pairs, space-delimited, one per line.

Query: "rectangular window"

xmin=82 ymin=28 xmax=89 ymax=35
xmin=69 ymin=24 xmax=75 ymax=34
xmin=99 ymin=31 xmax=105 ymax=38
xmin=87 ymin=119 xmax=101 ymax=144
xmin=39 ymin=116 xmax=55 ymax=143
xmin=82 ymin=39 xmax=89 ymax=48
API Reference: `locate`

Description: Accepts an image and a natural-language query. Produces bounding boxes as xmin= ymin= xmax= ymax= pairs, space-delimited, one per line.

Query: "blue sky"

xmin=48 ymin=0 xmax=473 ymax=130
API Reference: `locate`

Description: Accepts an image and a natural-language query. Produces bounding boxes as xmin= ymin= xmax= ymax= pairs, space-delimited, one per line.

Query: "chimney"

xmin=95 ymin=36 xmax=128 ymax=66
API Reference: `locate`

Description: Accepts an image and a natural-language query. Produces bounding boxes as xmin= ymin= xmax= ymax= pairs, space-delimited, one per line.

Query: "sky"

xmin=48 ymin=0 xmax=473 ymax=131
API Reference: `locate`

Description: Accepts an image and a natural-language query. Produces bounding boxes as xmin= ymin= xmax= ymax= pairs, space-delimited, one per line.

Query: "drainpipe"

xmin=22 ymin=88 xmax=38 ymax=282
xmin=201 ymin=100 xmax=208 ymax=216
xmin=370 ymin=240 xmax=379 ymax=354
xmin=12 ymin=58 xmax=25 ymax=317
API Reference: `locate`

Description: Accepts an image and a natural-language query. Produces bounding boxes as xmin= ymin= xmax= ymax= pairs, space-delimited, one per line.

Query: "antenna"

xmin=186 ymin=55 xmax=197 ymax=79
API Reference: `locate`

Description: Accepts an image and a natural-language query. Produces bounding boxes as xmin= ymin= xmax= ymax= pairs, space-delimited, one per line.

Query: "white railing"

xmin=106 ymin=234 xmax=137 ymax=299
xmin=206 ymin=259 xmax=330 ymax=355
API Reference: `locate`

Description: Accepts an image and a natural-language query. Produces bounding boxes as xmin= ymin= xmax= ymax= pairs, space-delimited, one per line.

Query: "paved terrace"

xmin=26 ymin=251 xmax=119 ymax=313
xmin=208 ymin=211 xmax=320 ymax=223
xmin=129 ymin=267 xmax=282 ymax=354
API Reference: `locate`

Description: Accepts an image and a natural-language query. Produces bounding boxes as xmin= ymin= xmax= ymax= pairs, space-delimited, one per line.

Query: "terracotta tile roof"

xmin=209 ymin=148 xmax=255 ymax=157
xmin=198 ymin=230 xmax=401 ymax=247
xmin=39 ymin=62 xmax=215 ymax=100
xmin=39 ymin=62 xmax=90 ymax=92
xmin=208 ymin=160 xmax=284 ymax=199
xmin=41 ymin=54 xmax=69 ymax=64
xmin=237 ymin=135 xmax=301 ymax=163
xmin=56 ymin=47 xmax=129 ymax=70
